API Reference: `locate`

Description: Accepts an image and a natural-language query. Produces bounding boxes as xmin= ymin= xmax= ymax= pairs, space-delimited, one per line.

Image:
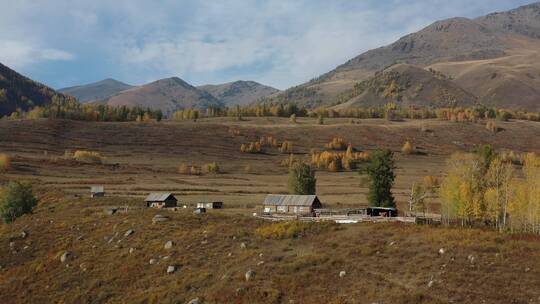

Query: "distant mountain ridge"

xmin=268 ymin=2 xmax=540 ymax=111
xmin=103 ymin=77 xmax=223 ymax=116
xmin=59 ymin=79 xmax=133 ymax=103
xmin=198 ymin=80 xmax=279 ymax=106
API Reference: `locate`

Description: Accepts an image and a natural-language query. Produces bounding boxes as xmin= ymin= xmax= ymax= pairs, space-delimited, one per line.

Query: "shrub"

xmin=279 ymin=141 xmax=294 ymax=153
xmin=401 ymin=141 xmax=416 ymax=154
xmin=203 ymin=162 xmax=220 ymax=174
xmin=73 ymin=150 xmax=104 ymax=164
xmin=290 ymin=114 xmax=297 ymax=124
xmin=486 ymin=120 xmax=498 ymax=133
xmin=288 ymin=162 xmax=316 ymax=195
xmin=325 ymin=137 xmax=348 ymax=150
xmin=178 ymin=163 xmax=190 ymax=174
xmin=0 ymin=181 xmax=38 ymax=223
xmin=240 ymin=142 xmax=262 ymax=153
xmin=190 ymin=165 xmax=201 ymax=176
xmin=0 ymin=153 xmax=11 ymax=171
xmin=255 ymin=221 xmax=336 ymax=239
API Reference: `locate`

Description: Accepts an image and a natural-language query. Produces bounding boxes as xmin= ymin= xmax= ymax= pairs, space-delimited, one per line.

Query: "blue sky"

xmin=0 ymin=0 xmax=535 ymax=90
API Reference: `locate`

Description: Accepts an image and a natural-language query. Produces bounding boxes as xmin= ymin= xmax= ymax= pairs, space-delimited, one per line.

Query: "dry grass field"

xmin=2 ymin=117 xmax=540 ymax=211
xmin=1 ymin=117 xmax=540 ymax=303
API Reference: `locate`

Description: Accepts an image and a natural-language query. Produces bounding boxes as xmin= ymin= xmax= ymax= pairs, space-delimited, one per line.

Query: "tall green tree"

xmin=0 ymin=181 xmax=38 ymax=223
xmin=288 ymin=162 xmax=316 ymax=195
xmin=364 ymin=149 xmax=396 ymax=208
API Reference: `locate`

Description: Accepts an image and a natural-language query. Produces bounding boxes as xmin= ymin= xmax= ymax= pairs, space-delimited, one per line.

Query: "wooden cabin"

xmin=196 ymin=202 xmax=223 ymax=209
xmin=145 ymin=193 xmax=178 ymax=208
xmin=90 ymin=186 xmax=105 ymax=198
xmin=263 ymin=194 xmax=322 ymax=216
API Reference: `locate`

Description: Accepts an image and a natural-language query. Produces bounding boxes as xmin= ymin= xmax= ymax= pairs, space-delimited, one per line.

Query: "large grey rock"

xmin=245 ymin=269 xmax=254 ymax=281
xmin=20 ymin=230 xmax=28 ymax=239
xmin=60 ymin=251 xmax=71 ymax=263
xmin=167 ymin=265 xmax=176 ymax=274
xmin=104 ymin=208 xmax=117 ymax=215
xmin=152 ymin=214 xmax=170 ymax=224
xmin=164 ymin=241 xmax=174 ymax=250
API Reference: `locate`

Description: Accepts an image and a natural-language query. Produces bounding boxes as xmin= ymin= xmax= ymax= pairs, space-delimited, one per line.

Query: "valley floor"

xmin=1 ymin=117 xmax=540 ymax=303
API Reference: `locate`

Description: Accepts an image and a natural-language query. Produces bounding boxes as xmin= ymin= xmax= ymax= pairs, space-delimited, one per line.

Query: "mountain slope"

xmin=59 ymin=79 xmax=133 ymax=103
xmin=0 ymin=62 xmax=74 ymax=117
xmin=198 ymin=80 xmax=279 ymax=106
xmin=271 ymin=2 xmax=540 ymax=111
xmin=333 ymin=64 xmax=477 ymax=109
xmin=104 ymin=77 xmax=223 ymax=115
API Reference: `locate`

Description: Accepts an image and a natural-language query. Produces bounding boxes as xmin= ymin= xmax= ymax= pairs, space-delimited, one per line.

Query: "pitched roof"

xmin=144 ymin=193 xmax=177 ymax=202
xmin=263 ymin=194 xmax=319 ymax=206
xmin=91 ymin=185 xmax=104 ymax=193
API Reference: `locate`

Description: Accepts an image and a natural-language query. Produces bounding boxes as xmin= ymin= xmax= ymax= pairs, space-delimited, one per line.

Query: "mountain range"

xmin=57 ymin=78 xmax=279 ymax=115
xmin=2 ymin=2 xmax=540 ymax=116
xmin=267 ymin=2 xmax=540 ymax=111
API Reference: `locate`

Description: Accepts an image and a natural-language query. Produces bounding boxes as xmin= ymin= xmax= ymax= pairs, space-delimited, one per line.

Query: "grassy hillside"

xmin=0 ymin=63 xmax=74 ymax=117
xmin=1 ymin=191 xmax=539 ymax=303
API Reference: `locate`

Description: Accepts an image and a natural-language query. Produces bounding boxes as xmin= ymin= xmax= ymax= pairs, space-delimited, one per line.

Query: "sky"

xmin=0 ymin=0 xmax=535 ymax=90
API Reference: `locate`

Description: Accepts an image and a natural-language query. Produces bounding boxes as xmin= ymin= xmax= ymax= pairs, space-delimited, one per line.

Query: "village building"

xmin=144 ymin=193 xmax=178 ymax=208
xmin=196 ymin=201 xmax=223 ymax=209
xmin=263 ymin=194 xmax=322 ymax=216
xmin=367 ymin=207 xmax=398 ymax=217
xmin=90 ymin=186 xmax=105 ymax=198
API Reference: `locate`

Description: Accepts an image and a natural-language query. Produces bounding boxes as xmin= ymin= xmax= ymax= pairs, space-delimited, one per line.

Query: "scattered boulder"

xmin=245 ymin=269 xmax=254 ymax=281
xmin=438 ymin=248 xmax=445 ymax=255
xmin=257 ymin=261 xmax=265 ymax=266
xmin=164 ymin=241 xmax=174 ymax=250
xmin=186 ymin=298 xmax=201 ymax=304
xmin=167 ymin=265 xmax=176 ymax=274
xmin=152 ymin=214 xmax=170 ymax=224
xmin=129 ymin=248 xmax=135 ymax=254
xmin=149 ymin=259 xmax=157 ymax=265
xmin=124 ymin=229 xmax=134 ymax=237
xmin=339 ymin=271 xmax=346 ymax=278
xmin=240 ymin=242 xmax=247 ymax=249
xmin=20 ymin=230 xmax=28 ymax=239
xmin=60 ymin=251 xmax=71 ymax=263
xmin=104 ymin=208 xmax=117 ymax=215
xmin=388 ymin=241 xmax=396 ymax=246
xmin=467 ymin=255 xmax=475 ymax=264
xmin=80 ymin=263 xmax=88 ymax=271
xmin=428 ymin=280 xmax=434 ymax=288
xmin=9 ymin=242 xmax=14 ymax=248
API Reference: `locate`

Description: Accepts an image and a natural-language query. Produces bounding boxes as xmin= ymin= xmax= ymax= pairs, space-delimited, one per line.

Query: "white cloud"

xmin=0 ymin=40 xmax=75 ymax=68
xmin=0 ymin=0 xmax=534 ymax=88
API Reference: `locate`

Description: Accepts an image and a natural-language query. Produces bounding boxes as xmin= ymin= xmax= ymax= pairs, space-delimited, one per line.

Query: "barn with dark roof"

xmin=263 ymin=194 xmax=322 ymax=216
xmin=145 ymin=193 xmax=178 ymax=208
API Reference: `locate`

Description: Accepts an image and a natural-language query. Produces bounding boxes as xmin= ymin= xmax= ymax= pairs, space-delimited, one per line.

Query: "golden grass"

xmin=0 ymin=153 xmax=11 ymax=171
xmin=73 ymin=150 xmax=104 ymax=164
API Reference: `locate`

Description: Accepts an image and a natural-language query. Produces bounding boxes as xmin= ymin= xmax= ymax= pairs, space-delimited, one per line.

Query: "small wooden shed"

xmin=196 ymin=202 xmax=223 ymax=209
xmin=367 ymin=207 xmax=398 ymax=217
xmin=263 ymin=194 xmax=322 ymax=216
xmin=145 ymin=193 xmax=178 ymax=208
xmin=91 ymin=186 xmax=105 ymax=198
